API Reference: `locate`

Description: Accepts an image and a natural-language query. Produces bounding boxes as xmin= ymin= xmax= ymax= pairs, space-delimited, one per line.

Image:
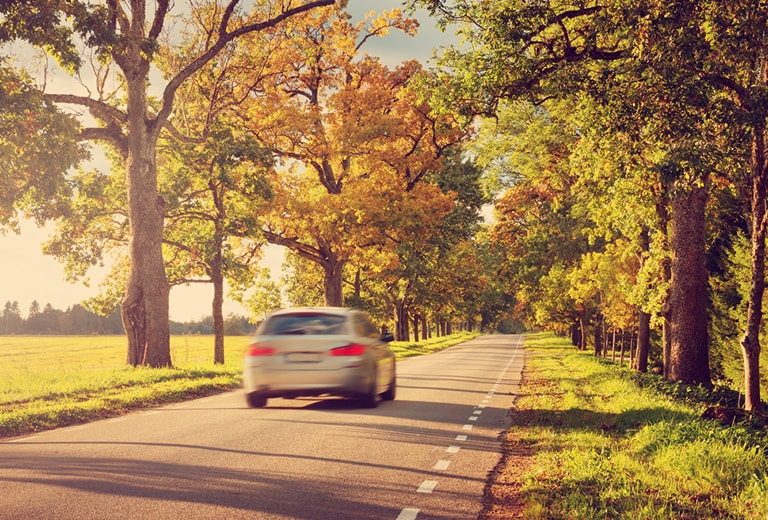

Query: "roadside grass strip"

xmin=496 ymin=332 xmax=768 ymax=520
xmin=388 ymin=331 xmax=480 ymax=358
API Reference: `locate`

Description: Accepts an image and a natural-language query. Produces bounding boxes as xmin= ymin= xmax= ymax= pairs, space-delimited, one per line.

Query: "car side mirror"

xmin=380 ymin=332 xmax=395 ymax=343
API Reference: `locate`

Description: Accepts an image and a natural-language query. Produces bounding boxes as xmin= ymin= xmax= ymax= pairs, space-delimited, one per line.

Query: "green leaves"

xmin=0 ymin=64 xmax=83 ymax=228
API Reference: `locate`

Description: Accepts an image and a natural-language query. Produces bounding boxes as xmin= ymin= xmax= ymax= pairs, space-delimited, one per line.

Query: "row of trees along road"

xmin=409 ymin=0 xmax=768 ymax=412
xmin=5 ymin=0 xmax=767 ymax=414
xmin=0 ymin=299 xmax=253 ymax=336
xmin=0 ymin=2 xmax=504 ymax=366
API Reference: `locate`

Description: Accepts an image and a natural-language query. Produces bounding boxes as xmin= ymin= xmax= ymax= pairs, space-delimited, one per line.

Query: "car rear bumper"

xmin=243 ymin=366 xmax=372 ymax=398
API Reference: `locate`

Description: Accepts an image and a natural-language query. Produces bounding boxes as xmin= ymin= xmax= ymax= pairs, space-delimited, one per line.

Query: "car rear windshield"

xmin=261 ymin=313 xmax=348 ymax=335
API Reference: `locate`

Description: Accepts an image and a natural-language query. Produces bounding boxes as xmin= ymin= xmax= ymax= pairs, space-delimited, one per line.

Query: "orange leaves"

xmin=201 ymin=6 xmax=472 ymax=303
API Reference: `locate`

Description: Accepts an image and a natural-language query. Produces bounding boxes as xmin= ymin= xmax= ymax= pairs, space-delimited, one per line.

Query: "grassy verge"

xmin=483 ymin=332 xmax=768 ymax=520
xmin=0 ymin=331 xmax=479 ymax=439
xmin=388 ymin=330 xmax=480 ymax=358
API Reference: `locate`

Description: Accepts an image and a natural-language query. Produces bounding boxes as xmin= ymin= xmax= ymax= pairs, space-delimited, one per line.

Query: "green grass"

xmin=497 ymin=332 xmax=768 ymax=520
xmin=388 ymin=330 xmax=480 ymax=358
xmin=0 ymin=331 xmax=479 ymax=438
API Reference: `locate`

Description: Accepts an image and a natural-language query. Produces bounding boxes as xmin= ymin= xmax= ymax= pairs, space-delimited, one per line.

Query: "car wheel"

xmin=246 ymin=392 xmax=267 ymax=408
xmin=359 ymin=370 xmax=379 ymax=409
xmin=382 ymin=372 xmax=396 ymax=401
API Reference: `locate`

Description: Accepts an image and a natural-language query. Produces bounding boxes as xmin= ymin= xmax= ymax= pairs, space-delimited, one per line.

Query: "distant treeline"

xmin=1 ymin=300 xmax=254 ymax=336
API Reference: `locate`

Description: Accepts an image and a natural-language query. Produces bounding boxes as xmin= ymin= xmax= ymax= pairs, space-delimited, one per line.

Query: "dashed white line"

xmin=434 ymin=460 xmax=451 ymax=471
xmin=398 ymin=344 xmax=523 ymax=519
xmin=397 ymin=508 xmax=420 ymax=520
xmin=417 ymin=480 xmax=438 ymax=493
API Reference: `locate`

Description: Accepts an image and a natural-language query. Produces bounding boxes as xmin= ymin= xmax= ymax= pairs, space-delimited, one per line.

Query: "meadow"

xmin=0 ymin=332 xmax=479 ymax=438
xmin=481 ymin=333 xmax=768 ymax=520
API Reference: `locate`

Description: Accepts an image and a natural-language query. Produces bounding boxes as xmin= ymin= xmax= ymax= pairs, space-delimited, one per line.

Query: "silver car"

xmin=243 ymin=307 xmax=396 ymax=408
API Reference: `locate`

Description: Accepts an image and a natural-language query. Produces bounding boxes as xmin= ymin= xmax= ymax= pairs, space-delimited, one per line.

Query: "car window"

xmin=261 ymin=313 xmax=348 ymax=335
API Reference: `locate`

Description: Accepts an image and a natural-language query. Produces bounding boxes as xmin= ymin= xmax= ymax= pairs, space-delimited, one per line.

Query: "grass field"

xmin=481 ymin=333 xmax=768 ymax=520
xmin=0 ymin=331 xmax=480 ymax=438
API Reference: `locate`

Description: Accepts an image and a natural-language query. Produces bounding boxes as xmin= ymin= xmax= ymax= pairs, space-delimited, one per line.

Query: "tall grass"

xmin=499 ymin=333 xmax=768 ymax=520
xmin=0 ymin=332 xmax=479 ymax=438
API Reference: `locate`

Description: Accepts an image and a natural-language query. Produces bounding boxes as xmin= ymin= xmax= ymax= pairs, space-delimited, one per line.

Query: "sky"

xmin=0 ymin=1 xmax=459 ymax=322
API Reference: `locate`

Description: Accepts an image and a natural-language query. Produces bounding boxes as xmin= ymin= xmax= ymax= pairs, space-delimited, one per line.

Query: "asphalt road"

xmin=0 ymin=334 xmax=525 ymax=520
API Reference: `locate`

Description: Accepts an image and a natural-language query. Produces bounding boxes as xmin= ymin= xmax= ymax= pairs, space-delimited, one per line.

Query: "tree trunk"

xmin=634 ymin=228 xmax=651 ymax=372
xmin=322 ymin=257 xmax=345 ymax=307
xmin=593 ymin=310 xmax=602 ymax=357
xmin=654 ymin=186 xmax=673 ymax=379
xmin=122 ymin=72 xmax=170 ymax=368
xmin=571 ymin=322 xmax=580 ymax=347
xmin=635 ymin=311 xmax=650 ymax=373
xmin=395 ymin=301 xmax=409 ymax=341
xmin=211 ymin=251 xmax=225 ymax=365
xmin=667 ymin=184 xmax=710 ymax=385
xmin=619 ymin=330 xmax=626 ymax=365
xmin=741 ymin=119 xmax=767 ymax=413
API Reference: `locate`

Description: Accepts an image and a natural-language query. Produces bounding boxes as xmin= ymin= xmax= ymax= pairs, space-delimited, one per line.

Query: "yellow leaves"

xmin=363 ymin=9 xmax=419 ymax=39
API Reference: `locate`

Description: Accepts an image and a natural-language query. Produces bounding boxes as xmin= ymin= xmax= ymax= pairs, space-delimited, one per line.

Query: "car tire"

xmin=382 ymin=371 xmax=396 ymax=401
xmin=359 ymin=370 xmax=380 ymax=409
xmin=246 ymin=392 xmax=267 ymax=408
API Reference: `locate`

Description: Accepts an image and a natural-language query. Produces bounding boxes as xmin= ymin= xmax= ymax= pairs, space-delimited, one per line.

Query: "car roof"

xmin=267 ymin=307 xmax=356 ymax=317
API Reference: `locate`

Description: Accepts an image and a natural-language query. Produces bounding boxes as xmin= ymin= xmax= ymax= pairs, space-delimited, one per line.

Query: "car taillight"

xmin=331 ymin=344 xmax=366 ymax=356
xmin=247 ymin=344 xmax=276 ymax=357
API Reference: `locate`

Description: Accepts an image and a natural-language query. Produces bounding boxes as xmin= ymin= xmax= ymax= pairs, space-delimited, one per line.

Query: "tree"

xmin=377 ymin=148 xmax=488 ymax=340
xmin=233 ymin=268 xmax=282 ymax=321
xmin=688 ymin=1 xmax=768 ymax=412
xmin=160 ymin=123 xmax=273 ymax=363
xmin=410 ymin=0 xmax=726 ymax=387
xmin=1 ymin=301 xmax=21 ymax=335
xmin=0 ymin=0 xmax=335 ymax=367
xmin=229 ymin=6 xmax=465 ymax=306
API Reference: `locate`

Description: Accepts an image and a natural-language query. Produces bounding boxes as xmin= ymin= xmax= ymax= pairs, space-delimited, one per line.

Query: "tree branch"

xmin=149 ymin=0 xmax=170 ymax=41
xmin=43 ymin=93 xmax=127 ymax=125
xmin=156 ymin=0 xmax=336 ymax=134
xmin=262 ymin=228 xmax=325 ymax=264
xmin=78 ymin=125 xmax=129 ymax=157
